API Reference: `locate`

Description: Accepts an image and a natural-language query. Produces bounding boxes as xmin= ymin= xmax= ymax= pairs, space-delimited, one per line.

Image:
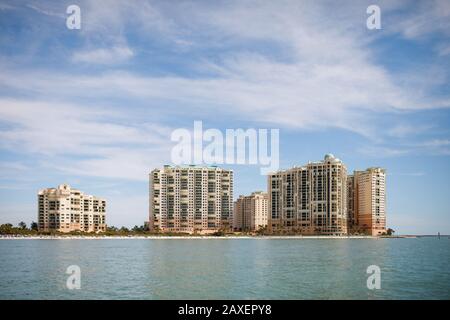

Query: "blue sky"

xmin=0 ymin=0 xmax=449 ymax=234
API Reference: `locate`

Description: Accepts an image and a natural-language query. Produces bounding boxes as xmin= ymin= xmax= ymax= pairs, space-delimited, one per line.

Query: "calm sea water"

xmin=0 ymin=238 xmax=449 ymax=299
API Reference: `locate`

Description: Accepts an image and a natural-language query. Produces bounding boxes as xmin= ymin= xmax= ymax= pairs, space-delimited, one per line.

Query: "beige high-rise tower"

xmin=268 ymin=154 xmax=348 ymax=235
xmin=348 ymin=168 xmax=386 ymax=236
xmin=233 ymin=191 xmax=268 ymax=231
xmin=38 ymin=184 xmax=106 ymax=233
xmin=149 ymin=165 xmax=233 ymax=234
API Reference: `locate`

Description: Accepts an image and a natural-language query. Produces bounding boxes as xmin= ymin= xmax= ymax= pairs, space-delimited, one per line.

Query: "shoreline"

xmin=0 ymin=235 xmax=413 ymax=240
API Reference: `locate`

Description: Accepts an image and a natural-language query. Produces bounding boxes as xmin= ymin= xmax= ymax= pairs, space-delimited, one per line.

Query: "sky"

xmin=0 ymin=0 xmax=449 ymax=234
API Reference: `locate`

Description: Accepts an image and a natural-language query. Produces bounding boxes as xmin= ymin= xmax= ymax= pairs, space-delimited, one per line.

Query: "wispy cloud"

xmin=1 ymin=1 xmax=449 ymax=166
xmin=358 ymin=146 xmax=411 ymax=158
xmin=436 ymin=43 xmax=450 ymax=56
xmin=391 ymin=0 xmax=450 ymax=39
xmin=387 ymin=124 xmax=433 ymax=138
xmin=1 ymin=1 xmax=449 ymax=143
xmin=0 ymin=56 xmax=447 ymax=140
xmin=0 ymin=98 xmax=172 ymax=180
xmin=72 ymin=46 xmax=134 ymax=64
xmin=359 ymin=139 xmax=450 ymax=158
xmin=417 ymin=139 xmax=450 ymax=147
xmin=26 ymin=3 xmax=65 ymax=19
xmin=389 ymin=171 xmax=425 ymax=177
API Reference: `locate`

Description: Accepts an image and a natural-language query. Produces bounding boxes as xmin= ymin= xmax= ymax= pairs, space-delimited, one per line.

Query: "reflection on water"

xmin=0 ymin=238 xmax=448 ymax=299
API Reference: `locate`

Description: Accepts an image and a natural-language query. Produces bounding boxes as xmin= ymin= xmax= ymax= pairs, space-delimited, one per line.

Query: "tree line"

xmin=0 ymin=222 xmax=395 ymax=236
xmin=0 ymin=222 xmax=150 ymax=236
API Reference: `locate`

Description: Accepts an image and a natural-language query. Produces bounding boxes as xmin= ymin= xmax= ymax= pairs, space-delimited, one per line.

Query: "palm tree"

xmin=386 ymin=228 xmax=395 ymax=236
xmin=119 ymin=226 xmax=130 ymax=233
xmin=18 ymin=221 xmax=27 ymax=230
xmin=132 ymin=225 xmax=145 ymax=232
xmin=30 ymin=222 xmax=38 ymax=231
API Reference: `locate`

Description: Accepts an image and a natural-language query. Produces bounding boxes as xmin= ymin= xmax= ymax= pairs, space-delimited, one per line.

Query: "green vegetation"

xmin=0 ymin=222 xmax=40 ymax=235
xmin=0 ymin=222 xmax=152 ymax=236
xmin=382 ymin=228 xmax=395 ymax=236
xmin=0 ymin=222 xmax=397 ymax=237
xmin=0 ymin=222 xmax=191 ymax=237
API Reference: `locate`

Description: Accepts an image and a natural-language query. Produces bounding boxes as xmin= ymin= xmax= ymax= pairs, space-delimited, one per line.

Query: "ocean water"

xmin=0 ymin=237 xmax=449 ymax=300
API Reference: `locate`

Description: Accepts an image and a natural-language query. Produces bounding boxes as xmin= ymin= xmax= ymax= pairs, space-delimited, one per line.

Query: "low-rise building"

xmin=38 ymin=184 xmax=106 ymax=233
xmin=233 ymin=191 xmax=268 ymax=231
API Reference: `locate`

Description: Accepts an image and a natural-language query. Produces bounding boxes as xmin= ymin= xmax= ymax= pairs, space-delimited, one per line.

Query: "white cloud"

xmin=26 ymin=3 xmax=65 ymax=19
xmin=53 ymin=149 xmax=166 ymax=181
xmin=0 ymin=3 xmax=449 ymax=158
xmin=72 ymin=46 xmax=134 ymax=64
xmin=418 ymin=139 xmax=450 ymax=147
xmin=358 ymin=138 xmax=450 ymax=158
xmin=391 ymin=0 xmax=450 ymax=39
xmin=0 ymin=53 xmax=445 ymax=142
xmin=387 ymin=124 xmax=433 ymax=138
xmin=414 ymin=139 xmax=450 ymax=155
xmin=0 ymin=98 xmax=172 ymax=180
xmin=0 ymin=1 xmax=448 ymax=143
xmin=358 ymin=146 xmax=411 ymax=157
xmin=436 ymin=43 xmax=450 ymax=56
xmin=389 ymin=171 xmax=425 ymax=177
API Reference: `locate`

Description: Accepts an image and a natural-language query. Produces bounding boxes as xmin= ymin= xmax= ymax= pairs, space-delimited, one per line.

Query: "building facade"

xmin=347 ymin=174 xmax=357 ymax=230
xmin=268 ymin=154 xmax=348 ymax=235
xmin=348 ymin=168 xmax=386 ymax=236
xmin=233 ymin=191 xmax=268 ymax=231
xmin=149 ymin=165 xmax=233 ymax=234
xmin=38 ymin=184 xmax=106 ymax=233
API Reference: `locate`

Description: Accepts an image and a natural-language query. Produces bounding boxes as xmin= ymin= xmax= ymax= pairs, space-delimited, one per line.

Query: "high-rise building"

xmin=347 ymin=174 xmax=357 ymax=230
xmin=149 ymin=165 xmax=233 ymax=234
xmin=268 ymin=154 xmax=348 ymax=235
xmin=348 ymin=168 xmax=386 ymax=236
xmin=233 ymin=191 xmax=268 ymax=231
xmin=38 ymin=184 xmax=106 ymax=233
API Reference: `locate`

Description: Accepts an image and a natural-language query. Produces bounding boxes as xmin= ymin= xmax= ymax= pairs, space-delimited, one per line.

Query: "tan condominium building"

xmin=149 ymin=165 xmax=233 ymax=234
xmin=233 ymin=191 xmax=268 ymax=232
xmin=38 ymin=184 xmax=106 ymax=233
xmin=348 ymin=168 xmax=386 ymax=236
xmin=268 ymin=154 xmax=348 ymax=235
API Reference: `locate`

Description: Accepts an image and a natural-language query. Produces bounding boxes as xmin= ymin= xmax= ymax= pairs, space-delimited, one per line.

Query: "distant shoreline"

xmin=0 ymin=235 xmax=416 ymax=240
